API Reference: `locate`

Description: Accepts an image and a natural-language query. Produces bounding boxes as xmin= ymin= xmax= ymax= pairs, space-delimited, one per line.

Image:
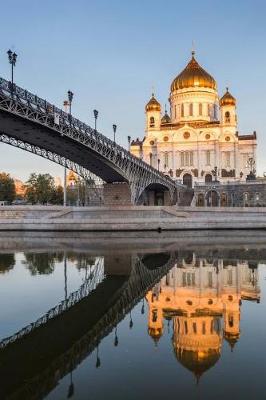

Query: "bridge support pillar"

xmin=103 ymin=182 xmax=132 ymax=206
xmin=104 ymin=254 xmax=132 ymax=276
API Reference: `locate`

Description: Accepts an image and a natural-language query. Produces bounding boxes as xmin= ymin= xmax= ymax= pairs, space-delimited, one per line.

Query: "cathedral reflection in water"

xmin=146 ymin=254 xmax=260 ymax=381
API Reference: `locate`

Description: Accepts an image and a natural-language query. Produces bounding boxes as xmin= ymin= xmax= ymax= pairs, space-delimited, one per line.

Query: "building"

xmin=14 ymin=178 xmax=26 ymax=197
xmin=130 ymin=51 xmax=257 ymax=188
xmin=146 ymin=253 xmax=260 ymax=380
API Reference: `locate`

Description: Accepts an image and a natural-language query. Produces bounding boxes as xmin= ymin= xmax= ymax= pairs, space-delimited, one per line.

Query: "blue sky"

xmin=0 ymin=0 xmax=266 ymax=181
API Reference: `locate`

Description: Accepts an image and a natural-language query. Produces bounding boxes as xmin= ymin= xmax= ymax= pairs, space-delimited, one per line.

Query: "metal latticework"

xmin=0 ymin=77 xmax=182 ymax=203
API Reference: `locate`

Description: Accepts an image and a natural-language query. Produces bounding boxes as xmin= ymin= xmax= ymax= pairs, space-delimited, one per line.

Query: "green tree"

xmin=23 ymin=252 xmax=63 ymax=275
xmin=25 ymin=173 xmax=56 ymax=204
xmin=0 ymin=172 xmax=16 ymax=203
xmin=51 ymin=185 xmax=64 ymax=205
xmin=0 ymin=253 xmax=15 ymax=274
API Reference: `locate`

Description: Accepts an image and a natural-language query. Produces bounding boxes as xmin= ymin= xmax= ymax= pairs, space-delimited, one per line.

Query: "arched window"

xmin=181 ymin=103 xmax=184 ymax=117
xmin=229 ymin=315 xmax=234 ymax=328
xmin=214 ymin=104 xmax=218 ymax=120
xmin=199 ymin=103 xmax=203 ymax=116
xmin=149 ymin=152 xmax=153 ymax=166
xmin=189 ymin=103 xmax=193 ymax=116
xmin=208 ymin=104 xmax=212 ymax=118
xmin=180 ymin=152 xmax=184 ymax=167
xmin=206 ymin=150 xmax=211 ymax=166
xmin=174 ymin=105 xmax=177 ymax=119
xmin=149 ymin=116 xmax=155 ymax=127
xmin=164 ymin=152 xmax=169 ymax=168
xmin=197 ymin=193 xmax=205 ymax=206
xmin=225 ymin=111 xmax=230 ymax=123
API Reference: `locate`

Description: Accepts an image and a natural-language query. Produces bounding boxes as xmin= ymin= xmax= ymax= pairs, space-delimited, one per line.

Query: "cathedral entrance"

xmin=183 ymin=174 xmax=192 ymax=188
xmin=205 ymin=174 xmax=212 ymax=183
xmin=206 ymin=190 xmax=219 ymax=207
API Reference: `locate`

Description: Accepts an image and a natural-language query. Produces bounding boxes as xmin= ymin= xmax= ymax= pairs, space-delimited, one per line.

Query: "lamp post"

xmin=157 ymin=158 xmax=160 ymax=171
xmin=114 ymin=326 xmax=119 ymax=347
xmin=7 ymin=49 xmax=17 ymax=95
xmin=67 ymin=90 xmax=74 ymax=116
xmin=93 ymin=109 xmax=98 ymax=132
xmin=113 ymin=124 xmax=117 ymax=143
xmin=211 ymin=166 xmax=218 ymax=182
xmin=127 ymin=136 xmax=131 ymax=151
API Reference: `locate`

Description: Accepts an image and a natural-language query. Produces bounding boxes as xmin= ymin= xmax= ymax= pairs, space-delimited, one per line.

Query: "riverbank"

xmin=1 ymin=205 xmax=266 ymax=231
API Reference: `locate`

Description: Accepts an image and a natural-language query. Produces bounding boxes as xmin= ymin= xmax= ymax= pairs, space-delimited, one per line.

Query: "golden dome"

xmin=174 ymin=348 xmax=220 ymax=379
xmin=220 ymin=87 xmax=236 ymax=106
xmin=145 ymin=94 xmax=161 ymax=112
xmin=171 ymin=52 xmax=217 ymax=91
xmin=161 ymin=111 xmax=171 ymax=124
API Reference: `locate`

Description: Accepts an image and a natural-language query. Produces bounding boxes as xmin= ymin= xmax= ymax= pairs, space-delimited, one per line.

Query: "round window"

xmin=205 ymin=134 xmax=210 ymax=140
xmin=183 ymin=132 xmax=190 ymax=139
xmin=163 ymin=136 xmax=169 ymax=142
xmin=225 ymin=136 xmax=230 ymax=141
xmin=150 ymin=140 xmax=154 ymax=145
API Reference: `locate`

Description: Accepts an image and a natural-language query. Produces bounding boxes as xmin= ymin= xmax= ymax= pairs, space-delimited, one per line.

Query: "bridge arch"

xmin=136 ymin=182 xmax=176 ymax=206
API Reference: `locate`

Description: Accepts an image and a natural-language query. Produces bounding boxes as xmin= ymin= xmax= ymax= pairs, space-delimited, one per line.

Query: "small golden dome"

xmin=171 ymin=52 xmax=217 ymax=91
xmin=161 ymin=111 xmax=171 ymax=124
xmin=145 ymin=94 xmax=161 ymax=112
xmin=220 ymin=88 xmax=236 ymax=106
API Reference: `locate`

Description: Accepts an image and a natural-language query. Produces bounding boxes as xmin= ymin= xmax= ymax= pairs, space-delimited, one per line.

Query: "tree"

xmin=0 ymin=253 xmax=15 ymax=274
xmin=23 ymin=253 xmax=57 ymax=275
xmin=25 ymin=173 xmax=56 ymax=204
xmin=0 ymin=172 xmax=16 ymax=203
xmin=51 ymin=185 xmax=64 ymax=205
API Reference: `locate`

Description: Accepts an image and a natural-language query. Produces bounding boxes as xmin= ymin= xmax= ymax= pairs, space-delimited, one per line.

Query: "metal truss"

xmin=0 ymin=77 xmax=182 ymax=203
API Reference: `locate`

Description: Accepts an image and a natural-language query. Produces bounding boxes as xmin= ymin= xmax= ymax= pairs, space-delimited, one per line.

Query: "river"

xmin=0 ymin=231 xmax=265 ymax=400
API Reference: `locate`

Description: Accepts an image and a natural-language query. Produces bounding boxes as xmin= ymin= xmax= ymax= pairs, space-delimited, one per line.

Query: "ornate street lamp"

xmin=141 ymin=298 xmax=145 ymax=314
xmin=127 ymin=135 xmax=131 ymax=150
xmin=211 ymin=166 xmax=218 ymax=182
xmin=93 ymin=109 xmax=99 ymax=132
xmin=129 ymin=311 xmax=133 ymax=329
xmin=114 ymin=326 xmax=119 ymax=347
xmin=95 ymin=344 xmax=101 ymax=368
xmin=157 ymin=158 xmax=161 ymax=171
xmin=67 ymin=371 xmax=74 ymax=398
xmin=113 ymin=124 xmax=117 ymax=143
xmin=7 ymin=49 xmax=17 ymax=95
xmin=67 ymin=90 xmax=74 ymax=116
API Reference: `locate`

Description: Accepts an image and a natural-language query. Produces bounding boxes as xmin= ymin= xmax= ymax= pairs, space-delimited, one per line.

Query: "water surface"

xmin=0 ymin=232 xmax=265 ymax=400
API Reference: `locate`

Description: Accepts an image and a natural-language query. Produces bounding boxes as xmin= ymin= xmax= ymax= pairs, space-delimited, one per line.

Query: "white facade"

xmin=130 ymin=53 xmax=257 ymax=187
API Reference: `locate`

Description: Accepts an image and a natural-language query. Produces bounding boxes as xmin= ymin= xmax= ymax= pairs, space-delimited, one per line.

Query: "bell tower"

xmin=220 ymin=87 xmax=237 ymax=127
xmin=145 ymin=93 xmax=161 ymax=134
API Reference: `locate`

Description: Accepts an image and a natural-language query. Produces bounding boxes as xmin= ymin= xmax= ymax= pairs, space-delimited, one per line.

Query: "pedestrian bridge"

xmin=0 ymin=78 xmax=183 ymax=204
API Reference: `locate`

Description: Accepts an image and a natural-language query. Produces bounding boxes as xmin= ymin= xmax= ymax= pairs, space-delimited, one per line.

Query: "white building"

xmin=130 ymin=52 xmax=257 ymax=188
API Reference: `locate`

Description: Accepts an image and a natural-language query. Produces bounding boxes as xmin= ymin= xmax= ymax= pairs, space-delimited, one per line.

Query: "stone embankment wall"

xmin=1 ymin=205 xmax=266 ymax=231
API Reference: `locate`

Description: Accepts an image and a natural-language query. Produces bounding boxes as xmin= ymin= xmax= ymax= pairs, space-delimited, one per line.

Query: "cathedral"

xmin=130 ymin=51 xmax=257 ymax=188
xmin=146 ymin=254 xmax=260 ymax=380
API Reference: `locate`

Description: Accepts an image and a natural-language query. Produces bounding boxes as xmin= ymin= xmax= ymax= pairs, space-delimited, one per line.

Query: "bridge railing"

xmin=0 ymin=77 xmax=181 ymax=188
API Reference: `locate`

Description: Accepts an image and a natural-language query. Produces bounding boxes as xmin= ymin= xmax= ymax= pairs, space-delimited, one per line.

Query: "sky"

xmin=0 ymin=0 xmax=266 ymax=182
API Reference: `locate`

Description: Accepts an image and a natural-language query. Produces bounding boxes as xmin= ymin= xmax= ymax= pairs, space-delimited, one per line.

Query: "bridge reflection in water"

xmin=0 ymin=249 xmax=176 ymax=400
xmin=0 ymin=240 xmax=263 ymax=400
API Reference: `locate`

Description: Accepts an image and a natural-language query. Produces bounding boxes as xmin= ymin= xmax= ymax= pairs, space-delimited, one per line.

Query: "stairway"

xmin=179 ymin=189 xmax=194 ymax=206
